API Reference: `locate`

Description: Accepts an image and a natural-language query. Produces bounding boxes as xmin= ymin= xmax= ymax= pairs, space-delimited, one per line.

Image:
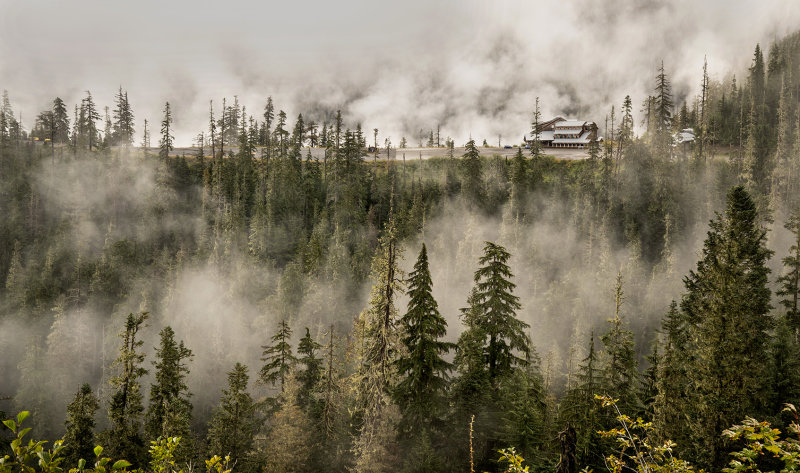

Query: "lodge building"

xmin=524 ymin=117 xmax=602 ymax=149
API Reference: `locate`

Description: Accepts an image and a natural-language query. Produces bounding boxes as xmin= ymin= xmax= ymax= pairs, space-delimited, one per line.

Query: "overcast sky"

xmin=1 ymin=0 xmax=799 ymax=146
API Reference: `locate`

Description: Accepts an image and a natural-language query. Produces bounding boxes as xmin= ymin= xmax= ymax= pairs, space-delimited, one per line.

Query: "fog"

xmin=2 ymin=0 xmax=799 ymax=145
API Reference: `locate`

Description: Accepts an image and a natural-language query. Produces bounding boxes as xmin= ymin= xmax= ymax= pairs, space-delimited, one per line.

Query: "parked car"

xmin=503 ymin=145 xmax=512 ymax=149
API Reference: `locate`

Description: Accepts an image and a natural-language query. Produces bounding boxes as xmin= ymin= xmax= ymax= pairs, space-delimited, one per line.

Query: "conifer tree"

xmin=207 ymin=363 xmax=257 ymax=469
xmin=145 ymin=326 xmax=193 ymax=445
xmin=63 ymin=384 xmax=99 ymax=465
xmin=468 ymin=241 xmax=530 ymax=387
xmin=352 ymin=214 xmax=404 ymax=473
xmin=395 ymin=244 xmax=454 ymax=437
xmin=653 ymin=301 xmax=690 ymax=448
xmin=81 ymin=91 xmax=100 ymax=151
xmin=297 ymin=327 xmax=322 ymax=411
xmin=600 ymin=273 xmax=640 ymax=413
xmin=260 ymin=320 xmax=296 ymax=392
xmin=52 ymin=97 xmax=70 ymax=144
xmin=262 ymin=372 xmax=311 ymax=473
xmin=105 ymin=312 xmax=149 ymax=467
xmin=159 ymin=102 xmax=174 ymax=160
xmin=681 ymin=185 xmax=773 ymax=469
xmin=461 ymin=139 xmax=483 ymax=204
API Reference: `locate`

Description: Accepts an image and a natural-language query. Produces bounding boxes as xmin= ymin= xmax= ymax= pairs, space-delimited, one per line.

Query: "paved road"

xmin=167 ymin=146 xmax=589 ymax=161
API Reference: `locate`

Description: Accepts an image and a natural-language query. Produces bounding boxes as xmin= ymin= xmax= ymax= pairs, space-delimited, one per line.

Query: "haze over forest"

xmin=3 ymin=1 xmax=800 ymax=473
xmin=2 ymin=0 xmax=800 ymax=145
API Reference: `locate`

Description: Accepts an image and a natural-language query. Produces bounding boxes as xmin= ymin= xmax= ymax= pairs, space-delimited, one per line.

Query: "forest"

xmin=3 ymin=27 xmax=800 ymax=473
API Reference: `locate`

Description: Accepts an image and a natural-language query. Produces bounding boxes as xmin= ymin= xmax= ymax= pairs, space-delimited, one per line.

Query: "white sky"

xmin=1 ymin=0 xmax=799 ymax=146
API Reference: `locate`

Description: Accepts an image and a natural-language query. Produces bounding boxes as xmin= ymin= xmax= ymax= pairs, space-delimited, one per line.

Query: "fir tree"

xmin=461 ymin=139 xmax=484 ymax=205
xmin=395 ymin=244 xmax=454 ymax=437
xmin=62 ymin=384 xmax=99 ymax=465
xmin=260 ymin=320 xmax=296 ymax=392
xmin=600 ymin=273 xmax=640 ymax=413
xmin=297 ymin=327 xmax=322 ymax=411
xmin=681 ymin=185 xmax=773 ymax=469
xmin=207 ymin=363 xmax=257 ymax=469
xmin=105 ymin=312 xmax=149 ymax=467
xmin=159 ymin=102 xmax=174 ymax=160
xmin=145 ymin=326 xmax=193 ymax=446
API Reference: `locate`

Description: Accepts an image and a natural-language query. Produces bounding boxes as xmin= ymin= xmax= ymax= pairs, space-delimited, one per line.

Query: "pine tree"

xmin=105 ymin=312 xmax=149 ymax=467
xmin=352 ymin=214 xmax=404 ymax=473
xmin=600 ymin=273 xmax=640 ymax=413
xmin=145 ymin=326 xmax=193 ymax=446
xmin=395 ymin=244 xmax=454 ymax=437
xmin=159 ymin=102 xmax=174 ymax=160
xmin=260 ymin=320 xmax=296 ymax=392
xmin=461 ymin=139 xmax=483 ymax=204
xmin=681 ymin=186 xmax=773 ymax=469
xmin=261 ymin=372 xmax=312 ymax=473
xmin=81 ymin=91 xmax=100 ymax=151
xmin=52 ymin=97 xmax=70 ymax=144
xmin=63 ymin=384 xmax=99 ymax=465
xmin=297 ymin=327 xmax=322 ymax=411
xmin=653 ymin=301 xmax=690 ymax=448
xmin=530 ymin=97 xmax=542 ymax=158
xmin=469 ymin=241 xmax=530 ymax=387
xmin=207 ymin=363 xmax=257 ymax=468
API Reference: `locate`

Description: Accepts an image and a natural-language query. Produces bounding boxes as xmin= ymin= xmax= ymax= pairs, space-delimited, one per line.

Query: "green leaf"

xmin=94 ymin=446 xmax=103 ymax=458
xmin=16 ymin=412 xmax=29 ymax=425
xmin=2 ymin=420 xmax=16 ymax=432
xmin=78 ymin=459 xmax=86 ymax=470
xmin=112 ymin=460 xmax=131 ymax=470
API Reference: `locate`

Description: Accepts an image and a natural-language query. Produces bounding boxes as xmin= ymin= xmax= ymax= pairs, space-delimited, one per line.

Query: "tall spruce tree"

xmin=207 ymin=363 xmax=257 ymax=469
xmin=469 ymin=241 xmax=530 ymax=387
xmin=681 ymin=185 xmax=773 ymax=469
xmin=62 ymin=383 xmax=99 ymax=466
xmin=145 ymin=326 xmax=193 ymax=445
xmin=395 ymin=243 xmax=454 ymax=438
xmin=260 ymin=320 xmax=296 ymax=393
xmin=159 ymin=102 xmax=174 ymax=160
xmin=297 ymin=327 xmax=322 ymax=411
xmin=105 ymin=312 xmax=149 ymax=467
xmin=599 ymin=273 xmax=640 ymax=413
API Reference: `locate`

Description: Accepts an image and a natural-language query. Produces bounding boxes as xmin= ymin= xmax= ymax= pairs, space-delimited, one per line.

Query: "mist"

xmin=2 ymin=0 xmax=799 ymax=146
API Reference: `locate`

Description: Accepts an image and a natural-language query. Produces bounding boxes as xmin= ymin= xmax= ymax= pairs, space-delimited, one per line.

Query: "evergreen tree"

xmin=297 ymin=327 xmax=322 ymax=411
xmin=469 ymin=241 xmax=530 ymax=387
xmin=62 ymin=384 xmax=99 ymax=465
xmin=81 ymin=91 xmax=100 ymax=151
xmin=600 ymin=273 xmax=640 ymax=413
xmin=207 ymin=363 xmax=257 ymax=469
xmin=681 ymin=185 xmax=773 ymax=469
xmin=262 ymin=372 xmax=311 ymax=473
xmin=395 ymin=244 xmax=454 ymax=437
xmin=461 ymin=139 xmax=484 ymax=204
xmin=105 ymin=312 xmax=149 ymax=467
xmin=260 ymin=320 xmax=296 ymax=392
xmin=52 ymin=97 xmax=70 ymax=144
xmin=159 ymin=102 xmax=174 ymax=160
xmin=145 ymin=326 xmax=193 ymax=446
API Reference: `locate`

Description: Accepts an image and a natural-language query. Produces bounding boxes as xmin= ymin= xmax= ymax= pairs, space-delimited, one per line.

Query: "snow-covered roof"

xmin=554 ymin=120 xmax=587 ymax=129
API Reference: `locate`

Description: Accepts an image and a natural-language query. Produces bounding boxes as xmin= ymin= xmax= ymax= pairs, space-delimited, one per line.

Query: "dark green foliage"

xmin=778 ymin=212 xmax=800 ymax=331
xmin=260 ymin=320 xmax=295 ymax=392
xmin=145 ymin=326 xmax=193 ymax=446
xmin=468 ymin=241 xmax=530 ymax=386
xmin=297 ymin=328 xmax=322 ymax=411
xmin=105 ymin=313 xmax=148 ymax=468
xmin=207 ymin=363 xmax=257 ymax=470
xmin=680 ymin=186 xmax=774 ymax=469
xmin=62 ymin=384 xmax=98 ymax=466
xmin=395 ymin=244 xmax=454 ymax=438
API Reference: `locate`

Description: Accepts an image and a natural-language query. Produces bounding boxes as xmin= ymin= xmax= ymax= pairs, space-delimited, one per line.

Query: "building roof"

xmin=554 ymin=120 xmax=587 ymax=129
xmin=525 ymin=130 xmax=555 ymax=141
